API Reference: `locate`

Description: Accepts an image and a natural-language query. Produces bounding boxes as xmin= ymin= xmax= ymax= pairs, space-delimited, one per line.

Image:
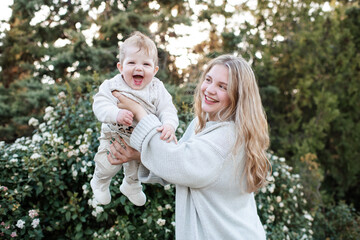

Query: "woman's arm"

xmin=131 ymin=115 xmax=236 ymax=188
xmin=111 ymin=92 xmax=237 ymax=188
xmin=112 ymin=91 xmax=148 ymax=121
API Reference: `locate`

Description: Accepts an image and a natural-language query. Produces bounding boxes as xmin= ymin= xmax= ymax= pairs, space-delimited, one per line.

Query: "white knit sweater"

xmin=131 ymin=115 xmax=266 ymax=240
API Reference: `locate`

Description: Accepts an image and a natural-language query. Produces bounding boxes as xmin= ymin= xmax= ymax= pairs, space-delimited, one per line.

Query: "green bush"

xmin=312 ymin=202 xmax=360 ymax=240
xmin=0 ymin=79 xmax=326 ymax=239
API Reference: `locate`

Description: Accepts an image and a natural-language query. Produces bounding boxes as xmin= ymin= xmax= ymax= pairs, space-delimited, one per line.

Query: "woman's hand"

xmin=107 ymin=138 xmax=141 ymax=165
xmin=112 ymin=91 xmax=147 ymax=122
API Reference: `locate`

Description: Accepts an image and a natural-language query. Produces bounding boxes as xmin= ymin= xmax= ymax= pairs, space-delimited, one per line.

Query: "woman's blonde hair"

xmin=119 ymin=31 xmax=158 ymax=65
xmin=194 ymin=54 xmax=270 ymax=192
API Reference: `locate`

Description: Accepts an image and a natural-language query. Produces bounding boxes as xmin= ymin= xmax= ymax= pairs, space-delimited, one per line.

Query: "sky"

xmin=0 ymin=0 xmax=13 ymax=21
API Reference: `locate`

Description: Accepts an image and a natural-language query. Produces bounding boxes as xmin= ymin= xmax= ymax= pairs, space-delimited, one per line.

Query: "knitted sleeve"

xmin=92 ymin=79 xmax=121 ymax=124
xmin=153 ymin=81 xmax=179 ymax=130
xmin=131 ymin=115 xmax=236 ymax=188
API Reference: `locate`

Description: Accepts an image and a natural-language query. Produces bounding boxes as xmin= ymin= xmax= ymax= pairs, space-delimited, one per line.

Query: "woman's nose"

xmin=206 ymin=83 xmax=216 ymax=94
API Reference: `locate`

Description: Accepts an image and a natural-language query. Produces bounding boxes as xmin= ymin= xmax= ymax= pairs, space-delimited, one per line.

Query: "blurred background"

xmin=1 ymin=0 xmax=359 ymax=239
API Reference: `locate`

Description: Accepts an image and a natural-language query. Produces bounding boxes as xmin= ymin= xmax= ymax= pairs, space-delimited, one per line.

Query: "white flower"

xmin=95 ymin=206 xmax=104 ymax=214
xmin=273 ymin=171 xmax=279 ymax=177
xmin=283 ymin=225 xmax=289 ymax=232
xmin=268 ymin=184 xmax=275 ymax=193
xmin=164 ymin=184 xmax=171 ymax=190
xmin=267 ymin=176 xmax=275 ymax=182
xmin=165 ymin=204 xmax=172 ymax=209
xmin=30 ymin=153 xmax=41 ymax=160
xmin=67 ymin=150 xmax=76 ymax=158
xmin=28 ymin=210 xmax=39 ymax=218
xmin=79 ymin=144 xmax=89 ymax=154
xmin=58 ymin=91 xmax=66 ymax=99
xmin=157 ymin=206 xmax=163 ymax=211
xmin=276 ymin=196 xmax=282 ymax=203
xmin=28 ymin=117 xmax=39 ymax=127
xmin=143 ymin=218 xmax=147 ymax=223
xmin=16 ymin=219 xmax=25 ymax=229
xmin=156 ymin=218 xmax=166 ymax=226
xmin=304 ymin=213 xmax=313 ymax=221
xmin=82 ymin=184 xmax=89 ymax=195
xmin=44 ymin=106 xmax=54 ymax=121
xmin=289 ymin=188 xmax=294 ymax=193
xmin=45 ymin=106 xmax=54 ymax=114
xmin=32 ymin=134 xmax=42 ymax=142
xmin=31 ymin=219 xmax=40 ymax=228
xmin=266 ymin=215 xmax=275 ymax=223
xmin=279 ymin=202 xmax=284 ymax=208
xmin=9 ymin=159 xmax=18 ymax=163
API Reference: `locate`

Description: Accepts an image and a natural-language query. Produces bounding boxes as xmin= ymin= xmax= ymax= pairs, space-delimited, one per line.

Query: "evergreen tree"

xmin=0 ymin=0 xmax=194 ymax=142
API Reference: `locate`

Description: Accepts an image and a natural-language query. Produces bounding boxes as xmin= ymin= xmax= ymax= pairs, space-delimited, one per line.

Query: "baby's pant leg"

xmin=93 ymin=132 xmax=122 ymax=181
xmin=123 ymin=160 xmax=141 ymax=185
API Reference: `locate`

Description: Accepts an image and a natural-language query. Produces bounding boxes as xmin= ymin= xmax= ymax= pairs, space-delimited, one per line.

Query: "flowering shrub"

xmin=1 ymin=78 xmax=315 ymax=239
xmin=256 ymin=154 xmax=313 ymax=239
xmin=0 ymin=186 xmax=43 ymax=238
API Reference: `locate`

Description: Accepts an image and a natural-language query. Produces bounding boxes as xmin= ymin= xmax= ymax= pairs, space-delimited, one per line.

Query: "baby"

xmin=90 ymin=31 xmax=178 ymax=206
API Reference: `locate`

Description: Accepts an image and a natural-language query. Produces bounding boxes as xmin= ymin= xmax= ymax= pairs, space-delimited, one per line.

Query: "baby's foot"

xmin=120 ymin=181 xmax=146 ymax=206
xmin=90 ymin=178 xmax=111 ymax=205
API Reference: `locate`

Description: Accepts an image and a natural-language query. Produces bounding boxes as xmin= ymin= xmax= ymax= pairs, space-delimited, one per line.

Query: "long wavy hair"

xmin=194 ymin=54 xmax=270 ymax=192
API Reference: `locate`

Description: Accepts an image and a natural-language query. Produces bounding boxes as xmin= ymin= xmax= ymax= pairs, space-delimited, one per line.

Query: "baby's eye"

xmin=219 ymin=85 xmax=227 ymax=90
xmin=205 ymin=78 xmax=211 ymax=82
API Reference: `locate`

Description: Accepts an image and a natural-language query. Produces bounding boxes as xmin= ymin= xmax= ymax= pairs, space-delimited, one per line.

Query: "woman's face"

xmin=200 ymin=64 xmax=231 ymax=121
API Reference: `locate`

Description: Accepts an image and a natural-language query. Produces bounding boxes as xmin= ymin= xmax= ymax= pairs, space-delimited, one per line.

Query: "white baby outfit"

xmin=91 ymin=74 xmax=178 ymax=205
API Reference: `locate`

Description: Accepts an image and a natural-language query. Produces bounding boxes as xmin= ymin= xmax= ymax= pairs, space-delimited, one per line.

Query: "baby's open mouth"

xmin=133 ymin=75 xmax=143 ymax=85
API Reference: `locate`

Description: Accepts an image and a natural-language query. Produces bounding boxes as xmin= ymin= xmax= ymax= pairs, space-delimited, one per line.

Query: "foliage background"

xmin=1 ymin=0 xmax=359 ymax=239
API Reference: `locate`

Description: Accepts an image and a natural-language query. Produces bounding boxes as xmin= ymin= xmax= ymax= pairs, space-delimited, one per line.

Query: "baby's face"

xmin=118 ymin=46 xmax=159 ymax=90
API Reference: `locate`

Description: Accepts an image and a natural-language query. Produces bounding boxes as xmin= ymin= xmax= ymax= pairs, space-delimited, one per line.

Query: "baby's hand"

xmin=157 ymin=124 xmax=177 ymax=144
xmin=116 ymin=109 xmax=134 ymax=126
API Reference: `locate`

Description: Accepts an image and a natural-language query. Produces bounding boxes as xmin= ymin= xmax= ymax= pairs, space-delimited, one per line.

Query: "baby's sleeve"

xmin=92 ymin=80 xmax=121 ymax=124
xmin=154 ymin=81 xmax=179 ymax=130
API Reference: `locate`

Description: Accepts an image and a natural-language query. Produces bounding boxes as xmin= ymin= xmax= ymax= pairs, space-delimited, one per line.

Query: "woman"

xmin=109 ymin=54 xmax=270 ymax=239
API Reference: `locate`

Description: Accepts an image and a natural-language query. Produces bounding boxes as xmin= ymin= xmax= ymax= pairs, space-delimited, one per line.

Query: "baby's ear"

xmin=117 ymin=62 xmax=123 ymax=72
xmin=153 ymin=66 xmax=159 ymax=75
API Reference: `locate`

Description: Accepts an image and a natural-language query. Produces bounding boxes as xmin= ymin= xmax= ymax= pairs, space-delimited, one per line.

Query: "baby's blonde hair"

xmin=194 ymin=54 xmax=270 ymax=193
xmin=119 ymin=31 xmax=158 ymax=65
